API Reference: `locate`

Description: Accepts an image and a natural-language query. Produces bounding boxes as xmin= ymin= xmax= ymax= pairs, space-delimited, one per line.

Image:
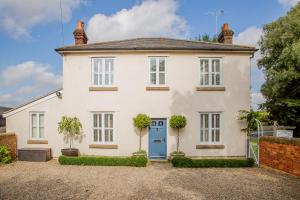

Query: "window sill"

xmin=145 ymin=86 xmax=170 ymax=91
xmin=27 ymin=140 xmax=48 ymax=144
xmin=89 ymin=86 xmax=118 ymax=91
xmin=196 ymin=145 xmax=225 ymax=149
xmin=196 ymin=86 xmax=225 ymax=91
xmin=89 ymin=144 xmax=118 ymax=149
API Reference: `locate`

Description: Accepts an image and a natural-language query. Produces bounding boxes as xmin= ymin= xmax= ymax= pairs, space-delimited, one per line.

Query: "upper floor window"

xmin=93 ymin=112 xmax=114 ymax=143
xmin=150 ymin=57 xmax=166 ymax=85
xmin=30 ymin=112 xmax=45 ymax=139
xmin=92 ymin=58 xmax=114 ymax=86
xmin=199 ymin=58 xmax=222 ymax=86
xmin=200 ymin=113 xmax=221 ymax=144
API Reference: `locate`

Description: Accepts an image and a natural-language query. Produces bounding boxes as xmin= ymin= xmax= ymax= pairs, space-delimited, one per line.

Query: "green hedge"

xmin=260 ymin=136 xmax=300 ymax=146
xmin=171 ymin=157 xmax=255 ymax=168
xmin=59 ymin=155 xmax=147 ymax=167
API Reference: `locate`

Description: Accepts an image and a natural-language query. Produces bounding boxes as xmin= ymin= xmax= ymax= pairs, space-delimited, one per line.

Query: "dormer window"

xmin=92 ymin=58 xmax=114 ymax=86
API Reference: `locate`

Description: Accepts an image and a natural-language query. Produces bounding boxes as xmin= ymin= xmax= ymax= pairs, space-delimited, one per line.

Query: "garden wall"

xmin=259 ymin=136 xmax=300 ymax=176
xmin=0 ymin=133 xmax=17 ymax=159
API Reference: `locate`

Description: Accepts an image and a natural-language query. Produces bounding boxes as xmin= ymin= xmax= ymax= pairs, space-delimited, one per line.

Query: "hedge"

xmin=171 ymin=157 xmax=255 ymax=168
xmin=58 ymin=155 xmax=147 ymax=167
xmin=260 ymin=136 xmax=300 ymax=147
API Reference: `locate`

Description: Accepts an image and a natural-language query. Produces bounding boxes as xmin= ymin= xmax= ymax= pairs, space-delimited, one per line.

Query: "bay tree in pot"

xmin=170 ymin=115 xmax=187 ymax=157
xmin=58 ymin=116 xmax=82 ymax=156
xmin=133 ymin=114 xmax=151 ymax=156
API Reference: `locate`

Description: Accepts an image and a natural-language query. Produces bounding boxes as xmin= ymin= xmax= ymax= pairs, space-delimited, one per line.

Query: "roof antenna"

xmin=206 ymin=10 xmax=224 ymax=37
xmin=59 ymin=0 xmax=65 ymax=45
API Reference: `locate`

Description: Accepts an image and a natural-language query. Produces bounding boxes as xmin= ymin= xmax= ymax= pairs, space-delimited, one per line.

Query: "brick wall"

xmin=259 ymin=136 xmax=300 ymax=176
xmin=0 ymin=133 xmax=17 ymax=159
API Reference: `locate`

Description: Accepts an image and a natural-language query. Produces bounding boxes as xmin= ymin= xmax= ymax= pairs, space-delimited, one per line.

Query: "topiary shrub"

xmin=0 ymin=145 xmax=12 ymax=164
xmin=58 ymin=116 xmax=82 ymax=149
xmin=169 ymin=115 xmax=187 ymax=153
xmin=133 ymin=114 xmax=151 ymax=151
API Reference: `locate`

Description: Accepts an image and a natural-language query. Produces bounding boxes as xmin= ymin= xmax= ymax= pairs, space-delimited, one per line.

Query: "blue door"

xmin=149 ymin=119 xmax=167 ymax=159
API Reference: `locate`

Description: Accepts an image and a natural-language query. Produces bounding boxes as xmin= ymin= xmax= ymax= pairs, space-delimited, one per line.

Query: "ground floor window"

xmin=30 ymin=112 xmax=45 ymax=139
xmin=93 ymin=113 xmax=114 ymax=143
xmin=199 ymin=112 xmax=221 ymax=143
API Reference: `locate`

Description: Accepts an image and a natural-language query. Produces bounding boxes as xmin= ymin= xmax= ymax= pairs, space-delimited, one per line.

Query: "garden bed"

xmin=58 ymin=155 xmax=147 ymax=167
xmin=171 ymin=157 xmax=255 ymax=168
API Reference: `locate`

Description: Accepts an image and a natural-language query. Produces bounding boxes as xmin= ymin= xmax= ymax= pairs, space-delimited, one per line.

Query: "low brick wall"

xmin=259 ymin=136 xmax=300 ymax=176
xmin=0 ymin=133 xmax=17 ymax=159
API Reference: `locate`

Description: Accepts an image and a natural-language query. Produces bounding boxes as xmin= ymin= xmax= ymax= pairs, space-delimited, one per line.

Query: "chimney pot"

xmin=73 ymin=20 xmax=88 ymax=45
xmin=218 ymin=23 xmax=234 ymax=44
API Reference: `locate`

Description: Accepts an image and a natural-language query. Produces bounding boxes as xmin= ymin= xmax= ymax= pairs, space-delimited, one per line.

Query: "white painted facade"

xmin=4 ymin=50 xmax=251 ymax=158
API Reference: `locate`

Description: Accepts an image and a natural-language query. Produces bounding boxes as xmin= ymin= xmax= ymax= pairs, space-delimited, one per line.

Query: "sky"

xmin=0 ymin=0 xmax=299 ymax=109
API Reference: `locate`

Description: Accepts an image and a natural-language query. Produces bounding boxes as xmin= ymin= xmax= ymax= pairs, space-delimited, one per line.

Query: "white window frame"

xmin=29 ymin=112 xmax=45 ymax=140
xmin=92 ymin=112 xmax=115 ymax=144
xmin=91 ymin=58 xmax=115 ymax=87
xmin=199 ymin=112 xmax=222 ymax=144
xmin=199 ymin=58 xmax=223 ymax=86
xmin=148 ymin=57 xmax=168 ymax=86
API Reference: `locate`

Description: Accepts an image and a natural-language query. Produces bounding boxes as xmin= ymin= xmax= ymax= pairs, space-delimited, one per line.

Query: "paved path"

xmin=0 ymin=160 xmax=299 ymax=200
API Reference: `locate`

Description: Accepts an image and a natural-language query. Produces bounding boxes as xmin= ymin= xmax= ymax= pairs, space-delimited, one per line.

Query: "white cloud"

xmin=86 ymin=0 xmax=188 ymax=42
xmin=0 ymin=61 xmax=62 ymax=107
xmin=233 ymin=26 xmax=263 ymax=47
xmin=278 ymin=0 xmax=299 ymax=6
xmin=0 ymin=0 xmax=83 ymax=39
xmin=251 ymin=92 xmax=265 ymax=110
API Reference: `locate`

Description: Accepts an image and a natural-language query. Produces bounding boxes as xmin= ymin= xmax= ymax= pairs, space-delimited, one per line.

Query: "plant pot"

xmin=61 ymin=148 xmax=79 ymax=157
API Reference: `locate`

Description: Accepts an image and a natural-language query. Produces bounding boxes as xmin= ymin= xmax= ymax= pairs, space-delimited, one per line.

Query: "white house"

xmin=4 ymin=21 xmax=256 ymax=159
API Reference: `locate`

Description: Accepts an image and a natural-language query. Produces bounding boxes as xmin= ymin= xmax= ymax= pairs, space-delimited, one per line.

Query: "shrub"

xmin=133 ymin=114 xmax=151 ymax=151
xmin=58 ymin=116 xmax=82 ymax=149
xmin=171 ymin=157 xmax=254 ymax=168
xmin=0 ymin=145 xmax=12 ymax=164
xmin=169 ymin=115 xmax=187 ymax=152
xmin=58 ymin=155 xmax=148 ymax=167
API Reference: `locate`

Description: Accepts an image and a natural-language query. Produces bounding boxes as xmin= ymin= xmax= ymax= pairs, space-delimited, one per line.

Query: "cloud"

xmin=0 ymin=61 xmax=62 ymax=107
xmin=0 ymin=0 xmax=83 ymax=39
xmin=251 ymin=92 xmax=265 ymax=110
xmin=86 ymin=0 xmax=188 ymax=42
xmin=278 ymin=0 xmax=299 ymax=6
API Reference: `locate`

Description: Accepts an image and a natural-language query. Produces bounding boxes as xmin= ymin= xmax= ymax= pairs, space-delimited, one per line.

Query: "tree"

xmin=169 ymin=115 xmax=187 ymax=152
xmin=133 ymin=114 xmax=151 ymax=151
xmin=258 ymin=3 xmax=300 ymax=137
xmin=238 ymin=109 xmax=270 ymax=135
xmin=194 ymin=33 xmax=218 ymax=42
xmin=58 ymin=116 xmax=82 ymax=149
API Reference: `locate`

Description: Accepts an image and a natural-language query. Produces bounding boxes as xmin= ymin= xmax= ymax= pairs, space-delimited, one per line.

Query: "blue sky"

xmin=0 ymin=0 xmax=298 ymax=108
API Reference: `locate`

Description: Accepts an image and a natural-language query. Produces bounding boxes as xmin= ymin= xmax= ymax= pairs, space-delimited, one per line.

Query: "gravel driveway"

xmin=0 ymin=160 xmax=299 ymax=200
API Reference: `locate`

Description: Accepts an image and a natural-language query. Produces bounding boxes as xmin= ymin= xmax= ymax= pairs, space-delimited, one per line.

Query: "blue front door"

xmin=149 ymin=119 xmax=167 ymax=159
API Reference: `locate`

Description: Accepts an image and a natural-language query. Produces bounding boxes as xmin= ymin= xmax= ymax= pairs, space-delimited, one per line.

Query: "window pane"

xmin=204 ymin=130 xmax=209 ymax=142
xmin=216 ymin=130 xmax=220 ymax=142
xmin=99 ymin=114 xmax=102 ymax=128
xmin=109 ymin=130 xmax=113 ymax=142
xmin=93 ymin=114 xmax=98 ymax=128
xmin=39 ymin=127 xmax=44 ymax=138
xmin=99 ymin=129 xmax=102 ymax=142
xmin=215 ymin=114 xmax=220 ymax=128
xmin=159 ymin=73 xmax=165 ymax=85
xmin=200 ymin=130 xmax=203 ymax=142
xmin=94 ymin=74 xmax=98 ymax=85
xmin=105 ymin=130 xmax=109 ymax=142
xmin=94 ymin=129 xmax=98 ymax=142
xmin=32 ymin=114 xmax=37 ymax=127
xmin=216 ymin=74 xmax=220 ymax=85
xmin=109 ymin=114 xmax=113 ymax=128
xmin=205 ymin=74 xmax=209 ymax=85
xmin=211 ymin=74 xmax=215 ymax=85
xmin=110 ymin=74 xmax=114 ymax=85
xmin=150 ymin=58 xmax=156 ymax=72
xmin=32 ymin=127 xmax=37 ymax=138
xmin=204 ymin=114 xmax=208 ymax=128
xmin=105 ymin=74 xmax=109 ymax=85
xmin=212 ymin=130 xmax=215 ymax=142
xmin=109 ymin=59 xmax=114 ymax=72
xmin=105 ymin=114 xmax=109 ymax=128
xmin=94 ymin=61 xmax=99 ymax=73
xmin=159 ymin=58 xmax=165 ymax=72
xmin=200 ymin=60 xmax=209 ymax=72
xmin=150 ymin=73 xmax=156 ymax=84
xmin=39 ymin=114 xmax=44 ymax=127
xmin=213 ymin=60 xmax=220 ymax=72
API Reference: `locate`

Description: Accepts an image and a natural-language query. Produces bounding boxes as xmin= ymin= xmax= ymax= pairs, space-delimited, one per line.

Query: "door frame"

xmin=148 ymin=118 xmax=167 ymax=159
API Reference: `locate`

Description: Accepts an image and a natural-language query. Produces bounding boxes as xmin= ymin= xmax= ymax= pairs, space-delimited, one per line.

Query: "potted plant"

xmin=58 ymin=116 xmax=82 ymax=156
xmin=133 ymin=114 xmax=151 ymax=156
xmin=169 ymin=115 xmax=187 ymax=158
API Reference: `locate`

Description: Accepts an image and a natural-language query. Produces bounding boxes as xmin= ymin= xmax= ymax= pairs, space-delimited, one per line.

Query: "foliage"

xmin=194 ymin=33 xmax=218 ymax=42
xmin=133 ymin=149 xmax=147 ymax=154
xmin=58 ymin=155 xmax=148 ymax=167
xmin=133 ymin=114 xmax=151 ymax=151
xmin=0 ymin=145 xmax=12 ymax=164
xmin=238 ymin=109 xmax=270 ymax=135
xmin=171 ymin=157 xmax=255 ymax=168
xmin=58 ymin=116 xmax=82 ymax=148
xmin=258 ymin=3 xmax=300 ymax=137
xmin=169 ymin=115 xmax=187 ymax=129
xmin=260 ymin=136 xmax=300 ymax=147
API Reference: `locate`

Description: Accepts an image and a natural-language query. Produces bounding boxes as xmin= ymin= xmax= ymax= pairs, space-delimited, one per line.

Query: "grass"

xmin=250 ymin=137 xmax=258 ymax=158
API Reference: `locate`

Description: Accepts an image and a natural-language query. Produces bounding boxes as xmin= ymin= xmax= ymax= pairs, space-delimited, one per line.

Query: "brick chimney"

xmin=218 ymin=23 xmax=234 ymax=44
xmin=73 ymin=20 xmax=88 ymax=45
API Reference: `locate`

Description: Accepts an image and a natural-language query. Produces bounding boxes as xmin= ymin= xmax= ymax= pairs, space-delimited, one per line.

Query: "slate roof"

xmin=55 ymin=37 xmax=257 ymax=52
